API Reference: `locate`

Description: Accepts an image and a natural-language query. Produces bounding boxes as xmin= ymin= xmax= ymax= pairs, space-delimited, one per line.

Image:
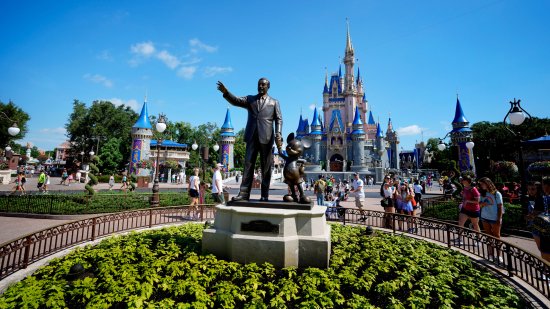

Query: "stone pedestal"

xmin=202 ymin=201 xmax=331 ymax=268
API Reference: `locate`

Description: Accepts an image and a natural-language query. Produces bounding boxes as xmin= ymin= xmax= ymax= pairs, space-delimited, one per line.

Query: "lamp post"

xmin=151 ymin=114 xmax=167 ymax=207
xmin=503 ymin=98 xmax=531 ymax=214
xmin=1 ymin=112 xmax=20 ymax=157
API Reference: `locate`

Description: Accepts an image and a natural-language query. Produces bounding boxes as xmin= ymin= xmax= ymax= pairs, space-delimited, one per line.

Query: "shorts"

xmin=481 ymin=218 xmax=498 ymax=224
xmin=354 ymin=196 xmax=364 ymax=209
xmin=212 ymin=192 xmax=225 ymax=204
xmin=189 ymin=189 xmax=199 ymax=198
xmin=460 ymin=207 xmax=480 ymax=218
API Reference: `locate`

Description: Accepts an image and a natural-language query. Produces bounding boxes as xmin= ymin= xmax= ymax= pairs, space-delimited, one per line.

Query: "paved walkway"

xmin=0 ymin=177 xmax=541 ymax=259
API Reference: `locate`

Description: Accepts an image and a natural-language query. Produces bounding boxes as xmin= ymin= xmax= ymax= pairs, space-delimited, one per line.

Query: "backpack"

xmin=316 ymin=180 xmax=326 ymax=192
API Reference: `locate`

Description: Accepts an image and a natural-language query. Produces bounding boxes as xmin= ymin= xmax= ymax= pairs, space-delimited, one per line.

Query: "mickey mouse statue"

xmin=279 ymin=133 xmax=311 ymax=204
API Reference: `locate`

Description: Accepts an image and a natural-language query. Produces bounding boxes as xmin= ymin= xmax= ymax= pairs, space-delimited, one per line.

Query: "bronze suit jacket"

xmin=223 ymin=92 xmax=283 ymax=145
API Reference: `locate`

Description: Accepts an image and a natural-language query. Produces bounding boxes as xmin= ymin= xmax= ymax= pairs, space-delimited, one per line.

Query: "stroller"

xmin=324 ymin=194 xmax=345 ymax=221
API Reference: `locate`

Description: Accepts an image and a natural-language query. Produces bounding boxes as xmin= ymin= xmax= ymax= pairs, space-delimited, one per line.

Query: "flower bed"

xmin=0 ymin=224 xmax=523 ymax=308
xmin=528 ymin=161 xmax=550 ymax=177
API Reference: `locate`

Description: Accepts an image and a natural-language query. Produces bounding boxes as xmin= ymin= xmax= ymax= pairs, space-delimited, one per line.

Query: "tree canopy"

xmin=65 ymin=100 xmax=138 ymax=171
xmin=0 ymin=100 xmax=30 ymax=148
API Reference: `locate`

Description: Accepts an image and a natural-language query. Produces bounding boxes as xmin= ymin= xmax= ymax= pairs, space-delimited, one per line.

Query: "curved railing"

xmin=0 ymin=204 xmax=216 ymax=280
xmin=1 ymin=204 xmax=549 ymax=302
xmin=326 ymin=207 xmax=550 ymax=301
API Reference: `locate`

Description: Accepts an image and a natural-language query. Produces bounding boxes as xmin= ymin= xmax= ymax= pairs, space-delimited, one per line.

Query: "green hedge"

xmin=421 ymin=200 xmax=526 ymax=231
xmin=0 ymin=192 xmax=214 ymax=215
xmin=0 ymin=224 xmax=522 ymax=308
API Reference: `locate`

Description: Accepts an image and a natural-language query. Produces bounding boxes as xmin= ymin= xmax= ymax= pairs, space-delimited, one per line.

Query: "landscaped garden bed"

xmin=0 ymin=224 xmax=523 ymax=308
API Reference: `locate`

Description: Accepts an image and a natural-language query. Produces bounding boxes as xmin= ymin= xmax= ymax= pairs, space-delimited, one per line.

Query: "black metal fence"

xmin=1 ymin=205 xmax=549 ymax=302
xmin=0 ymin=205 xmax=217 ymax=281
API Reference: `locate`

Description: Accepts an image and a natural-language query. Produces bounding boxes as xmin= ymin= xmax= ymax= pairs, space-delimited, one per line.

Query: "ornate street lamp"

xmin=151 ymin=114 xmax=167 ymax=207
xmin=8 ymin=124 xmax=20 ymax=137
xmin=503 ymin=98 xmax=531 ymax=214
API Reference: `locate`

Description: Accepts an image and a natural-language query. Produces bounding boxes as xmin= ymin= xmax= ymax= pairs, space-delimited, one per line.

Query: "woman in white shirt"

xmin=382 ymin=182 xmax=396 ymax=229
xmin=187 ymin=168 xmax=200 ymax=219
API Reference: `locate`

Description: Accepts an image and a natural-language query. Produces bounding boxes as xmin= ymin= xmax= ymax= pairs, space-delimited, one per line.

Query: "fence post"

xmin=91 ymin=218 xmax=97 ymax=241
xmin=200 ymin=204 xmax=204 ymax=222
xmin=392 ymin=214 xmax=396 ymax=234
xmin=342 ymin=209 xmax=346 ymax=225
xmin=21 ymin=235 xmax=32 ymax=269
xmin=149 ymin=208 xmax=153 ymax=228
xmin=505 ymin=242 xmax=514 ymax=277
xmin=447 ymin=224 xmax=451 ymax=248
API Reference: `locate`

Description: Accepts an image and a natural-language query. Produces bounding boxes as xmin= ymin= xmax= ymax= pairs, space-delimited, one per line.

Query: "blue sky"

xmin=1 ymin=0 xmax=549 ymax=152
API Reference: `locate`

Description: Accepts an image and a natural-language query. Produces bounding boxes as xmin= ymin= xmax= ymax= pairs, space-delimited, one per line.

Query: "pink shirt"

xmin=462 ymin=186 xmax=480 ymax=211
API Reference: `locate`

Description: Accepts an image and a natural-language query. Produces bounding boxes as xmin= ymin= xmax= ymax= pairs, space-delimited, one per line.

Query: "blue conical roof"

xmin=311 ymin=108 xmax=321 ymax=126
xmin=296 ymin=114 xmax=305 ymax=134
xmin=221 ymin=108 xmax=233 ymax=129
xmin=368 ymin=111 xmax=376 ymax=125
xmin=356 ymin=67 xmax=361 ymax=84
xmin=376 ymin=123 xmax=383 ymax=137
xmin=338 ymin=65 xmax=342 ymax=78
xmin=323 ymin=79 xmax=329 ymax=94
xmin=452 ymin=97 xmax=469 ymax=124
xmin=133 ymin=100 xmax=152 ymax=129
xmin=352 ymin=106 xmax=363 ymax=126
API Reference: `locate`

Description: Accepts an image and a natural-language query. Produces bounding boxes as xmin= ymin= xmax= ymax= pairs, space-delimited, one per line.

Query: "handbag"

xmin=380 ymin=198 xmax=389 ymax=207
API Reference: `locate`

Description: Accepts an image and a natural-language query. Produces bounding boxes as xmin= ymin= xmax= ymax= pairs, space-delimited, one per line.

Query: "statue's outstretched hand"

xmin=217 ymin=81 xmax=228 ymax=94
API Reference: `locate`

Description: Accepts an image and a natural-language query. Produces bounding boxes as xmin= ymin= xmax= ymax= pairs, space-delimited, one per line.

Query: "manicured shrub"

xmin=0 ymin=224 xmax=523 ymax=308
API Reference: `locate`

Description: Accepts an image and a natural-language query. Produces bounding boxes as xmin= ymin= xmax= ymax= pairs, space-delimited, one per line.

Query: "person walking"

xmin=10 ymin=173 xmax=25 ymax=195
xmin=187 ymin=168 xmax=200 ymax=219
xmin=44 ymin=171 xmax=50 ymax=193
xmin=121 ymin=174 xmax=128 ymax=192
xmin=217 ymin=78 xmax=283 ymax=202
xmin=314 ymin=175 xmax=327 ymax=206
xmin=453 ymin=175 xmax=481 ymax=245
xmin=37 ymin=170 xmax=46 ymax=193
xmin=108 ymin=174 xmax=115 ymax=191
xmin=478 ymin=177 xmax=504 ymax=264
xmin=351 ymin=172 xmax=366 ymax=222
xmin=211 ymin=163 xmax=225 ymax=204
xmin=413 ymin=180 xmax=423 ymax=209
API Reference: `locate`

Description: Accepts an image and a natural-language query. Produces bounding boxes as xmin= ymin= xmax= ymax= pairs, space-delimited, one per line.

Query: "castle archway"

xmin=329 ymin=154 xmax=344 ymax=172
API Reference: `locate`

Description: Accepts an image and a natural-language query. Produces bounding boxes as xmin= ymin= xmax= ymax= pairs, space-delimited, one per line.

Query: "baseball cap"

xmin=353 ymin=172 xmax=359 ymax=176
xmin=215 ymin=163 xmax=224 ymax=169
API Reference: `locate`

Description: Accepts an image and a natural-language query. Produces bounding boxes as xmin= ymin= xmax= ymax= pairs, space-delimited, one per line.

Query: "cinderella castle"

xmin=296 ymin=23 xmax=400 ymax=179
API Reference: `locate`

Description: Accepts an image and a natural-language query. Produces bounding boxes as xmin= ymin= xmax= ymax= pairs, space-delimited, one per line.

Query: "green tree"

xmin=65 ymin=100 xmax=138 ymax=170
xmin=0 ymin=101 xmax=30 ymax=148
xmin=98 ymin=137 xmax=123 ymax=174
xmin=234 ymin=129 xmax=246 ymax=169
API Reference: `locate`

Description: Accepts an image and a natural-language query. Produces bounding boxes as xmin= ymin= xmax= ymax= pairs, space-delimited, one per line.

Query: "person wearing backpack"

xmin=314 ymin=175 xmax=326 ymax=206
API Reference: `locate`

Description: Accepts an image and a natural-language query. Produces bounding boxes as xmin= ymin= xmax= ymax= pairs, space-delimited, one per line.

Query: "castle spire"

xmin=133 ymin=99 xmax=152 ymax=129
xmin=323 ymin=68 xmax=329 ymax=94
xmin=368 ymin=110 xmax=376 ymax=125
xmin=387 ymin=116 xmax=393 ymax=132
xmin=345 ymin=18 xmax=354 ymax=55
xmin=221 ymin=107 xmax=235 ymax=136
xmin=376 ymin=122 xmax=383 ymax=137
xmin=452 ymin=95 xmax=469 ymax=127
xmin=352 ymin=106 xmax=363 ymax=126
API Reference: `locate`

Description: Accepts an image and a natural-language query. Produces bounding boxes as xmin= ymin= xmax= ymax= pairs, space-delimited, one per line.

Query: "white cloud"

xmin=131 ymin=41 xmax=156 ymax=57
xmin=177 ymin=66 xmax=197 ymax=79
xmin=189 ymin=38 xmax=218 ymax=53
xmin=204 ymin=66 xmax=233 ymax=77
xmin=83 ymin=73 xmax=113 ymax=88
xmin=156 ymin=50 xmax=180 ymax=69
xmin=181 ymin=57 xmax=202 ymax=66
xmin=108 ymin=98 xmax=139 ymax=111
xmin=396 ymin=125 xmax=424 ymax=136
xmin=39 ymin=127 xmax=67 ymax=135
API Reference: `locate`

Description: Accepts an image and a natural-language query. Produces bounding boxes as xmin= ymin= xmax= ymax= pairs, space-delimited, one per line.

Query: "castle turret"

xmin=309 ymin=107 xmax=323 ymax=164
xmin=450 ymin=96 xmax=475 ymax=173
xmin=350 ymin=106 xmax=366 ymax=171
xmin=220 ymin=107 xmax=236 ymax=172
xmin=130 ymin=98 xmax=153 ymax=175
xmin=385 ymin=117 xmax=399 ymax=169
